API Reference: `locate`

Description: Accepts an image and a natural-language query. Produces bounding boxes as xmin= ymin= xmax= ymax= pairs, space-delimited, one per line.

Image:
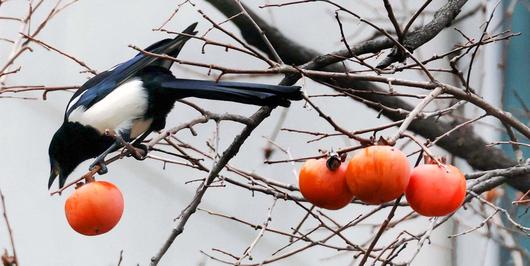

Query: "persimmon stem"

xmin=85 ymin=174 xmax=96 ymax=183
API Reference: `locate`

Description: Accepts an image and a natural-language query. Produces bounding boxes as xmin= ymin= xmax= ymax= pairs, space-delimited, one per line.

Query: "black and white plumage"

xmin=48 ymin=23 xmax=302 ymax=189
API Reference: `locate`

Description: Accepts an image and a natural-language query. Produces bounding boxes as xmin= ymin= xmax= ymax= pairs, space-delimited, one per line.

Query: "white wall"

xmin=0 ymin=1 xmax=500 ymax=265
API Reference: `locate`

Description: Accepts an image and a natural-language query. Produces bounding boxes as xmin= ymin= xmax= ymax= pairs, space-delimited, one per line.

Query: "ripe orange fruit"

xmin=65 ymin=181 xmax=124 ymax=236
xmin=405 ymin=163 xmax=466 ymax=216
xmin=484 ymin=187 xmax=503 ymax=203
xmin=299 ymin=158 xmax=354 ymax=210
xmin=345 ymin=145 xmax=410 ymax=204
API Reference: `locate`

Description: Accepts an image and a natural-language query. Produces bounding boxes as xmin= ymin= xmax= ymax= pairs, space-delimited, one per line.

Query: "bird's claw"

xmin=128 ymin=144 xmax=148 ymax=161
xmin=89 ymin=161 xmax=108 ymax=175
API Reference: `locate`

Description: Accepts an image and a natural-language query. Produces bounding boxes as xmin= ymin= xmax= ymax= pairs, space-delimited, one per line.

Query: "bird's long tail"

xmin=161 ymin=79 xmax=302 ymax=107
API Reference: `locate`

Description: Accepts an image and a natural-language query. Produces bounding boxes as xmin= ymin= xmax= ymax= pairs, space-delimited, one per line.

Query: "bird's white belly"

xmin=68 ymin=79 xmax=152 ymax=137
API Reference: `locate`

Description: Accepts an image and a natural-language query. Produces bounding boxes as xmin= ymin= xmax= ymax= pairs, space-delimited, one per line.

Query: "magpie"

xmin=48 ymin=22 xmax=302 ymax=189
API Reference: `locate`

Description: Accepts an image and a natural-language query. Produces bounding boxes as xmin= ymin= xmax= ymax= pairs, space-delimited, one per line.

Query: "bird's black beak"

xmin=48 ymin=160 xmax=60 ymax=189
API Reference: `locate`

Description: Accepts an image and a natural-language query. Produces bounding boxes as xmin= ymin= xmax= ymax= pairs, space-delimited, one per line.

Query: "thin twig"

xmin=358 ymin=196 xmax=402 ymax=266
xmin=0 ymin=190 xmax=17 ymax=266
xmin=233 ymin=0 xmax=283 ymax=64
xmin=236 ymin=198 xmax=278 ymax=264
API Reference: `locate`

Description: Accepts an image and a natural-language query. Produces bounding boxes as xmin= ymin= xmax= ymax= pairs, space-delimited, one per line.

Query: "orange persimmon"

xmin=65 ymin=181 xmax=124 ymax=236
xmin=406 ymin=163 xmax=466 ymax=216
xmin=299 ymin=158 xmax=354 ymax=210
xmin=346 ymin=145 xmax=410 ymax=204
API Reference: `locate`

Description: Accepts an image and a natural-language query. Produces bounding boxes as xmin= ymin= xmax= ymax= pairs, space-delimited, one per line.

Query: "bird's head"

xmin=48 ymin=126 xmax=78 ymax=190
xmin=48 ymin=122 xmax=113 ymax=189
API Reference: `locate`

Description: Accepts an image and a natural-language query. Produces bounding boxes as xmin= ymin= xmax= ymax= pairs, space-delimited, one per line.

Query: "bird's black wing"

xmin=63 ymin=70 xmax=112 ymax=120
xmin=65 ymin=23 xmax=198 ymax=118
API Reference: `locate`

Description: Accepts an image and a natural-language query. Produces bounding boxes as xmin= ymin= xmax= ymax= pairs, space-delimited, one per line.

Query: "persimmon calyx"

xmin=423 ymin=154 xmax=447 ymax=165
xmin=326 ymin=153 xmax=342 ymax=171
xmin=376 ymin=136 xmax=392 ymax=146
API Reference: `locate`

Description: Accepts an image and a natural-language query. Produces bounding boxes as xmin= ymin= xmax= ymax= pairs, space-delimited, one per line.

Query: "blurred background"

xmin=0 ymin=0 xmax=528 ymax=265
